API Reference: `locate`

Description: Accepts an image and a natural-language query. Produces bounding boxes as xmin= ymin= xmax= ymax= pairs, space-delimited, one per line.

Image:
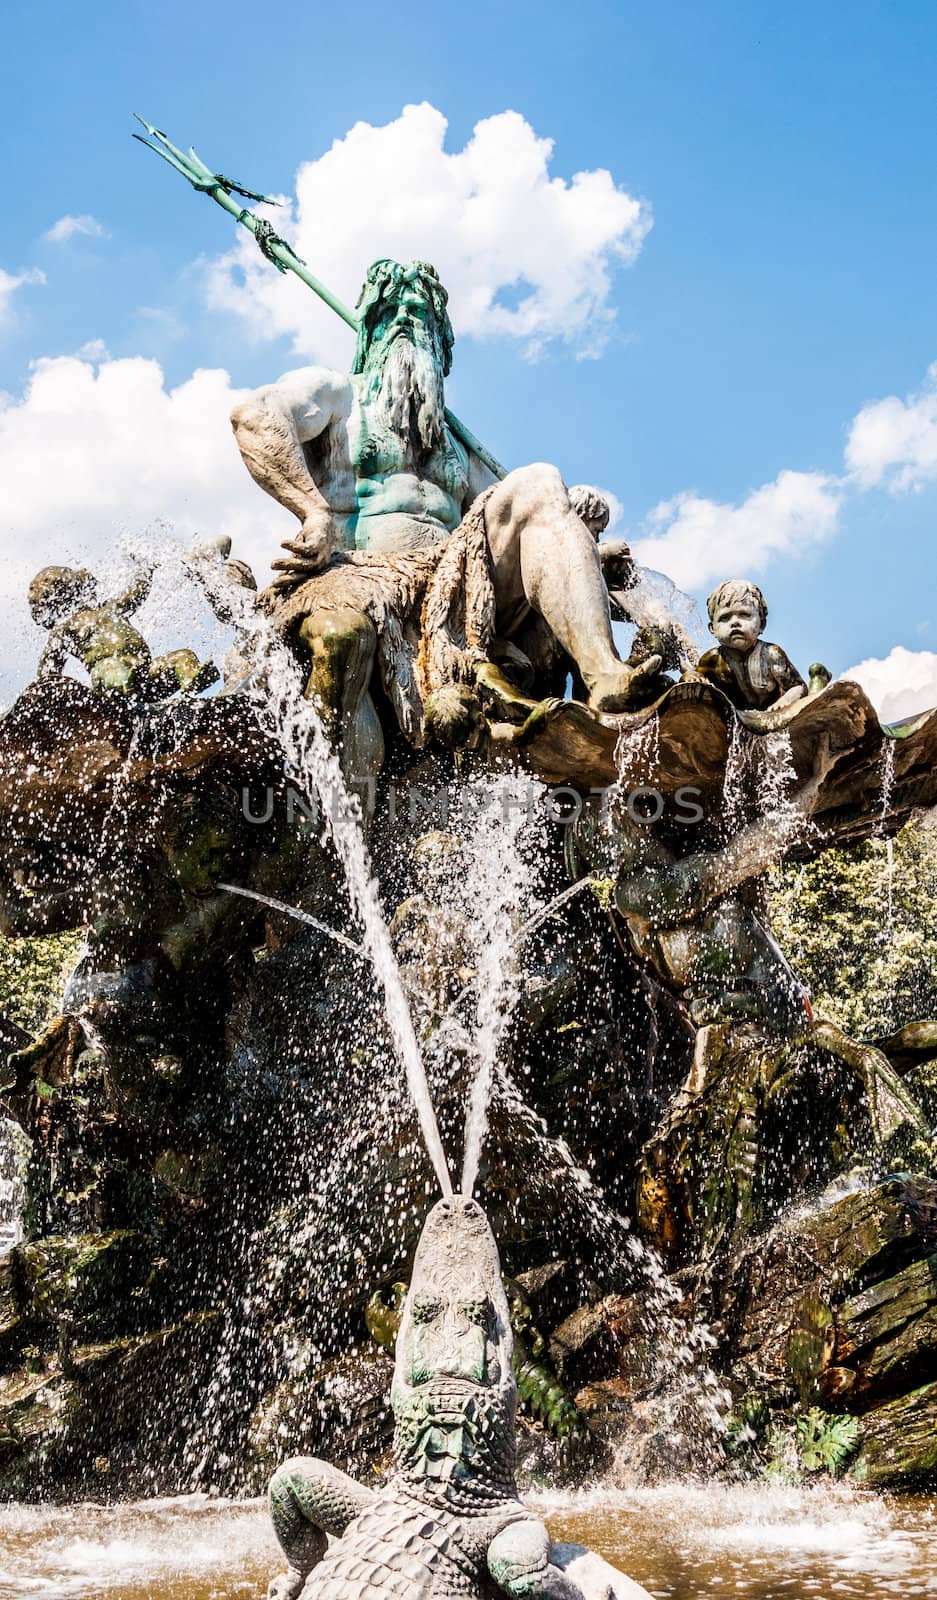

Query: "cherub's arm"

xmin=696 ymin=646 xmax=730 ymax=685
xmin=114 ymin=563 xmax=154 ymax=615
xmin=231 ymin=367 xmax=349 ymax=577
xmin=764 ymin=643 xmax=806 ymax=696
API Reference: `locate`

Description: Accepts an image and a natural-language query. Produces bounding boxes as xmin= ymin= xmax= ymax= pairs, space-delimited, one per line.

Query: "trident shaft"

xmin=133 ymin=116 xmax=507 ymax=481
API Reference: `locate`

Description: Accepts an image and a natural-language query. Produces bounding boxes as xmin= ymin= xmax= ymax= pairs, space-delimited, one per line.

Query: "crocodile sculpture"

xmin=267 ymin=1194 xmax=651 ymax=1599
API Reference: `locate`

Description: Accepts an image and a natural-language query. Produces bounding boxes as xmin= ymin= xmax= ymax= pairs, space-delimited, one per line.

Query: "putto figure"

xmin=29 ymin=561 xmax=217 ymax=699
xmin=697 ymin=579 xmax=806 ymax=711
xmin=230 ymin=258 xmax=658 ymax=764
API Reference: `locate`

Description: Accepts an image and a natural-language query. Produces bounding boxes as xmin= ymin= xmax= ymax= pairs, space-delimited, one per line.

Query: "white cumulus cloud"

xmin=629 ymin=468 xmax=843 ymax=592
xmin=0 ymin=266 xmax=45 ymax=324
xmin=204 ymin=102 xmax=651 ymax=364
xmin=845 ymin=360 xmax=937 ymax=491
xmin=842 ymin=645 xmax=937 ymax=724
xmin=44 ymin=214 xmax=108 ymax=244
xmin=0 ymin=352 xmax=294 ymax=694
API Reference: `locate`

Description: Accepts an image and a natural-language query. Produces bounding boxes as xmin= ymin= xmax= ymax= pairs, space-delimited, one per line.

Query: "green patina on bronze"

xmin=133 ymin=115 xmax=507 ymax=482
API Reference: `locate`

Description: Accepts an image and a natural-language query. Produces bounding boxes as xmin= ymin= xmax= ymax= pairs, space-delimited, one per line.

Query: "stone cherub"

xmin=29 ymin=561 xmax=217 ymax=700
xmin=697 ymin=579 xmax=808 ymax=711
xmin=266 ymin=1195 xmax=650 ymax=1600
xmin=229 ymin=258 xmax=661 ymax=779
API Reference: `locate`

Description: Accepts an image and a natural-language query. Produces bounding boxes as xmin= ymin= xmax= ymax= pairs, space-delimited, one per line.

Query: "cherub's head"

xmin=28 ymin=566 xmax=98 ymax=629
xmin=568 ymin=484 xmax=611 ymax=541
xmin=706 ymin=579 xmax=767 ymax=655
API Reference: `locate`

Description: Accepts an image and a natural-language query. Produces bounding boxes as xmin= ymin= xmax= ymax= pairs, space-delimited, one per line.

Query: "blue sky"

xmin=3 ymin=0 xmax=937 ymax=715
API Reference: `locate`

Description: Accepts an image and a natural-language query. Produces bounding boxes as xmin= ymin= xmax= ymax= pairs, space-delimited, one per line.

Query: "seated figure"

xmin=229 ymin=259 xmax=661 ymax=778
xmin=697 ymin=579 xmax=805 ymax=711
xmin=29 ymin=560 xmax=217 ymax=699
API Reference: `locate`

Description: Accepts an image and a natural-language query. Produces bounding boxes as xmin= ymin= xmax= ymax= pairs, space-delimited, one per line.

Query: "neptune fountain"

xmin=0 ymin=117 xmax=935 ymax=1595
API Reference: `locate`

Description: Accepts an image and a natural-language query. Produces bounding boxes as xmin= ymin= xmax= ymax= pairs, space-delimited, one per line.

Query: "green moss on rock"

xmin=852 ymin=1381 xmax=937 ymax=1488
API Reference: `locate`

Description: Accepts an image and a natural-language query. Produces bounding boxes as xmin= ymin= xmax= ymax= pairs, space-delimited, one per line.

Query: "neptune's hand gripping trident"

xmin=132 ymin=115 xmax=508 ymax=482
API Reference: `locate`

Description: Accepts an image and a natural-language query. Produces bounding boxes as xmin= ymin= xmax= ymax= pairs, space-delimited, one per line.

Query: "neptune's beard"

xmin=368 ymin=323 xmax=447 ymax=456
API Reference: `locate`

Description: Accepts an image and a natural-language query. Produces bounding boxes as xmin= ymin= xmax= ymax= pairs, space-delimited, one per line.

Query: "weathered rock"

xmin=713 ymin=1176 xmax=937 ymax=1488
xmin=0 ymin=1311 xmax=216 ymax=1498
xmin=852 ymin=1381 xmax=937 ymax=1488
xmin=837 ymin=1254 xmax=937 ymax=1395
xmin=0 ymin=1231 xmax=157 ymax=1362
xmin=549 ymin=1302 xmax=614 ymax=1376
xmin=638 ymin=1028 xmax=866 ymax=1270
xmin=250 ymin=1351 xmax=395 ymax=1489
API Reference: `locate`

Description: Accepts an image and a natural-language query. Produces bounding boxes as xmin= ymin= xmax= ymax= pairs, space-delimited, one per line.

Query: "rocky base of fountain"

xmin=0 ymin=895 xmax=934 ymax=1500
xmin=0 ymin=669 xmax=936 ymax=1501
xmin=2 ymin=1179 xmax=933 ymax=1499
xmin=715 ymin=1173 xmax=937 ymax=1488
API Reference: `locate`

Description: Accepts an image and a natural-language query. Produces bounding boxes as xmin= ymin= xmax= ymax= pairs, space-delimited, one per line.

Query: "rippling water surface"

xmin=0 ymin=1484 xmax=934 ymax=1598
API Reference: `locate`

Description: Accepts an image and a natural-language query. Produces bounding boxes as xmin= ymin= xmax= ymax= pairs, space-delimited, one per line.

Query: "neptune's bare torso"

xmin=293 ymin=371 xmax=472 ymax=555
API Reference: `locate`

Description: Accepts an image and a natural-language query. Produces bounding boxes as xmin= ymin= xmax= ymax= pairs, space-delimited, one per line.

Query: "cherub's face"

xmin=29 ymin=584 xmax=75 ymax=629
xmin=29 ymin=594 xmax=60 ymax=629
xmin=711 ymin=598 xmax=761 ymax=653
xmin=28 ymin=567 xmax=97 ymax=628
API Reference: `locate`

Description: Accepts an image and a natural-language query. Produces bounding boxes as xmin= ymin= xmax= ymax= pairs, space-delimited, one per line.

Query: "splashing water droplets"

xmin=458 ymin=774 xmax=544 ymax=1197
xmin=625 ymin=565 xmax=705 ymax=666
xmin=614 ymin=716 xmax=660 ymax=792
xmin=878 ymin=736 xmax=896 ymax=832
xmin=185 ymin=549 xmax=452 ymax=1198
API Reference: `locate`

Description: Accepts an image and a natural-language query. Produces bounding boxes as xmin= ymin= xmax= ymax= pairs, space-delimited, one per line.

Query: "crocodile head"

xmin=391 ymin=1195 xmax=517 ymax=1492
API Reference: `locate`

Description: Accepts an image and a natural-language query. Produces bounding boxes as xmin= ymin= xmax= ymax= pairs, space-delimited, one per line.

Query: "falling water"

xmin=878 ymin=736 xmax=896 ymax=832
xmin=625 ymin=565 xmax=705 ymax=666
xmin=494 ymin=1068 xmax=731 ymax=1457
xmin=217 ymin=881 xmax=366 ymax=958
xmin=755 ymin=729 xmax=801 ymax=823
xmin=722 ymin=718 xmax=750 ymax=834
xmin=0 ymin=1119 xmax=29 ymax=1252
xmin=184 ymin=551 xmax=452 ymax=1197
xmin=876 ymin=738 xmax=898 ymax=1003
xmin=250 ymin=654 xmax=451 ymax=1195
xmin=458 ymin=774 xmax=543 ymax=1197
xmin=614 ymin=715 xmax=660 ymax=791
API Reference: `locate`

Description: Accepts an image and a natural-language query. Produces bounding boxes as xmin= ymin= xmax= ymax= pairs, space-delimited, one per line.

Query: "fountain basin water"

xmin=0 ymin=1488 xmax=934 ymax=1599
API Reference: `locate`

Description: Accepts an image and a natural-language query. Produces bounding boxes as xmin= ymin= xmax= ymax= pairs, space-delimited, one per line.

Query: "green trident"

xmin=133 ymin=115 xmax=507 ymax=481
